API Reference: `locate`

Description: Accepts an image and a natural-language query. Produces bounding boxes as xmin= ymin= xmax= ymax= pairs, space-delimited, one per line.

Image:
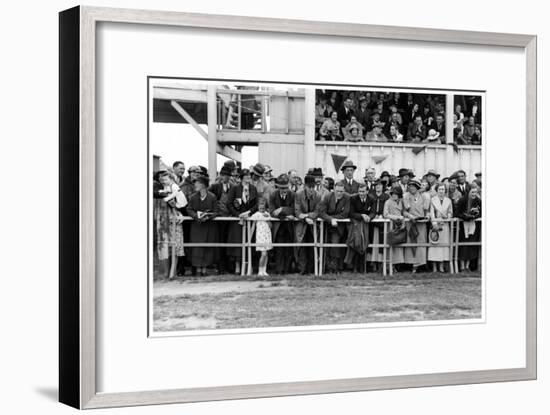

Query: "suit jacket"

xmin=454 ymin=195 xmax=482 ymax=221
xmin=208 ymin=181 xmax=233 ymax=215
xmin=318 ymin=192 xmax=350 ymax=235
xmin=456 ymin=182 xmax=471 ymax=197
xmin=369 ymin=192 xmax=390 ymax=220
xmin=349 ymin=194 xmax=373 ymax=220
xmin=406 ymin=123 xmax=427 ymax=142
xmin=339 ymin=178 xmax=361 ymax=195
xmin=337 ymin=105 xmax=355 ymax=124
xmin=226 ymin=183 xmax=258 ymax=217
xmin=268 ymin=190 xmax=296 ymax=240
xmin=294 ymin=189 xmax=322 ymax=243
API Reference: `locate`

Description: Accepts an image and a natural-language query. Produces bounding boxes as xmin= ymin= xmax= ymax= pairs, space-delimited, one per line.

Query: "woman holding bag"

xmin=383 ymin=186 xmax=406 ymax=273
xmin=427 ymin=183 xmax=454 ymax=273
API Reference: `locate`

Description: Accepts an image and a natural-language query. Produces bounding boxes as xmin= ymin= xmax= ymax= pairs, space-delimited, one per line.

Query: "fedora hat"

xmin=398 ymin=168 xmax=414 ymax=178
xmin=308 ymin=167 xmax=324 ymax=177
xmin=274 ymin=174 xmax=290 ymax=188
xmin=251 ymin=163 xmax=265 ymax=177
xmin=239 ymin=168 xmax=252 ymax=178
xmin=304 ymin=175 xmax=316 ymax=187
xmin=340 ymin=160 xmax=357 ymax=171
xmin=425 ymin=169 xmax=440 ymax=178
xmin=192 ymin=175 xmax=209 ymax=187
xmin=380 ymin=170 xmax=391 ymax=179
xmin=407 ymin=180 xmax=422 ymax=189
xmin=389 ymin=186 xmax=404 ymax=197
xmin=219 ymin=165 xmax=232 ymax=176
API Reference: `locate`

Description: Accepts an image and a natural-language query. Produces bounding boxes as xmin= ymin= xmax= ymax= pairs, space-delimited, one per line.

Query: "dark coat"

xmin=226 ymin=183 xmax=259 ymax=258
xmin=349 ymin=194 xmax=373 ymax=220
xmin=406 ymin=123 xmax=427 ymax=142
xmin=294 ymin=189 xmax=322 ymax=243
xmin=208 ymin=181 xmax=233 ymax=215
xmin=268 ymin=189 xmax=296 ymax=241
xmin=186 ymin=191 xmax=219 ymax=267
xmin=456 ymin=182 xmax=471 ymax=197
xmin=369 ymin=192 xmax=390 ymax=219
xmin=318 ymin=192 xmax=350 ymax=236
xmin=338 ymin=178 xmax=361 ymax=195
xmin=337 ymin=105 xmax=355 ymax=124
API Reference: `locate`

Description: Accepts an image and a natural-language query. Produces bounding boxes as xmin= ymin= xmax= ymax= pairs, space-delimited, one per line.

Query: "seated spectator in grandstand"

xmin=374 ymin=101 xmax=388 ymax=121
xmin=365 ymin=124 xmax=388 ymax=142
xmin=269 ymin=174 xmax=296 ymax=274
xmin=315 ymin=94 xmax=333 ymax=128
xmin=403 ymin=97 xmax=418 ymax=126
xmin=328 ymin=91 xmax=339 ymax=113
xmin=403 ymin=180 xmax=430 ymax=273
xmin=319 ymin=111 xmax=342 ymax=141
xmin=337 ymin=97 xmax=355 ymax=125
xmin=226 ymin=169 xmax=258 ymax=275
xmin=453 ymin=113 xmax=467 ymax=144
xmin=462 ymin=116 xmax=476 ymax=143
xmin=455 ymin=104 xmax=465 ymax=122
xmin=368 ymin=180 xmax=390 ymax=270
xmin=406 ymin=115 xmax=427 ymax=142
xmin=344 ymin=183 xmax=372 ymax=272
xmin=318 ymin=181 xmax=350 ymax=272
xmin=249 ymin=197 xmax=273 ymax=277
xmin=428 ymin=183 xmax=453 ymax=273
xmin=468 ymin=99 xmax=482 ymax=124
xmin=363 ymin=168 xmax=377 ymax=194
xmin=388 ymin=92 xmax=402 ymax=111
xmin=425 ymin=129 xmax=441 ymax=144
xmin=294 ymin=174 xmax=322 ymax=274
xmin=387 ymin=104 xmax=403 ymax=126
xmin=366 ymin=111 xmax=386 ymax=132
xmin=422 ymin=103 xmax=433 ymax=124
xmin=186 ymin=175 xmax=219 ymax=276
xmin=384 ymin=186 xmax=406 ymax=271
xmin=339 ymin=160 xmax=361 ymax=194
xmin=355 ymin=96 xmax=371 ymax=130
xmin=323 ymin=176 xmax=335 ymax=192
xmin=431 ymin=113 xmax=446 ymax=142
xmin=455 ymin=187 xmax=482 ymax=272
xmin=471 ymin=125 xmax=482 ymax=145
xmin=344 ymin=125 xmax=364 ymax=142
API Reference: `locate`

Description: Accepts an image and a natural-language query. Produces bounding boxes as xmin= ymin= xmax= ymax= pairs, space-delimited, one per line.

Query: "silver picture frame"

xmin=59 ymin=5 xmax=537 ymax=409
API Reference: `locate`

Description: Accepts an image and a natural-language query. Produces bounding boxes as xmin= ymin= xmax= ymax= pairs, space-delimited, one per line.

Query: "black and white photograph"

xmin=149 ymin=78 xmax=484 ymax=333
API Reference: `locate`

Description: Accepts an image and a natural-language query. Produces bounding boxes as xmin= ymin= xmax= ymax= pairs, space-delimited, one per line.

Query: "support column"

xmin=445 ymin=93 xmax=455 ymax=177
xmin=304 ymin=89 xmax=316 ymax=175
xmin=207 ymin=85 xmax=218 ymax=178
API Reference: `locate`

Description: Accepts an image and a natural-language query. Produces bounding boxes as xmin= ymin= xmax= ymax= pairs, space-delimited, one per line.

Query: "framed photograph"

xmin=59 ymin=6 xmax=537 ymax=409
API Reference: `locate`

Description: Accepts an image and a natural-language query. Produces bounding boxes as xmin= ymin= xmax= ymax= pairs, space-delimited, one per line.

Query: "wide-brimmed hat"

xmin=380 ymin=170 xmax=391 ymax=179
xmin=407 ymin=180 xmax=422 ymax=189
xmin=308 ymin=167 xmax=324 ymax=177
xmin=363 ymin=168 xmax=376 ymax=179
xmin=398 ymin=168 xmax=415 ymax=178
xmin=425 ymin=169 xmax=440 ymax=178
xmin=251 ymin=163 xmax=265 ymax=177
xmin=389 ymin=186 xmax=404 ymax=197
xmin=274 ymin=174 xmax=290 ymax=188
xmin=223 ymin=160 xmax=237 ymax=169
xmin=239 ymin=168 xmax=252 ymax=178
xmin=263 ymin=165 xmax=273 ymax=174
xmin=219 ymin=165 xmax=232 ymax=176
xmin=188 ymin=165 xmax=201 ymax=174
xmin=198 ymin=165 xmax=208 ymax=176
xmin=340 ymin=160 xmax=357 ymax=171
xmin=475 ymin=172 xmax=482 ymax=177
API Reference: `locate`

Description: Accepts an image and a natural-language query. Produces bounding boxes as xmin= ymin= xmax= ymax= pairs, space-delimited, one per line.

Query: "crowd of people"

xmin=153 ymin=160 xmax=482 ymax=279
xmin=315 ymin=90 xmax=482 ymax=145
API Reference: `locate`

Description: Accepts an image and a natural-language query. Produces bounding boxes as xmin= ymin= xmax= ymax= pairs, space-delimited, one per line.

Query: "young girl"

xmin=249 ymin=197 xmax=273 ymax=277
xmin=158 ymin=171 xmax=188 ymax=209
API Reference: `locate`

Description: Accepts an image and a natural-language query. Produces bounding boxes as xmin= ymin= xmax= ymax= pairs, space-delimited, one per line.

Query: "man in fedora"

xmin=294 ymin=173 xmax=322 ymax=274
xmin=308 ymin=167 xmax=329 ymax=199
xmin=397 ymin=168 xmax=415 ymax=194
xmin=454 ymin=169 xmax=471 ymax=196
xmin=339 ymin=160 xmax=360 ymax=195
xmin=318 ymin=181 xmax=351 ymax=273
xmin=345 ymin=183 xmax=373 ymax=272
xmin=269 ymin=174 xmax=296 ymax=274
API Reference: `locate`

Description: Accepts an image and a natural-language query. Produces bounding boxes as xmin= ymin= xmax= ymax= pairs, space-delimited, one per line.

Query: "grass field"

xmin=152 ymin=272 xmax=482 ymax=332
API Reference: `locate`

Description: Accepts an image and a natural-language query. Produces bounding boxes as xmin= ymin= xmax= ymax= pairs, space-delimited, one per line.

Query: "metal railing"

xmin=174 ymin=217 xmax=481 ymax=277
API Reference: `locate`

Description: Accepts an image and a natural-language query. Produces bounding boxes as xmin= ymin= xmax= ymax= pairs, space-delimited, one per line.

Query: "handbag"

xmin=387 ymin=220 xmax=407 ymax=245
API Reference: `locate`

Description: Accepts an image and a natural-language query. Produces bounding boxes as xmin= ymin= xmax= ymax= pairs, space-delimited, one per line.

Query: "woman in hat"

xmin=226 ymin=168 xmax=259 ymax=274
xmin=186 ymin=175 xmax=219 ymax=276
xmin=319 ymin=111 xmax=342 ymax=141
xmin=403 ymin=180 xmax=430 ymax=272
xmin=455 ymin=187 xmax=482 ymax=272
xmin=383 ymin=186 xmax=406 ymax=271
xmin=368 ymin=180 xmax=390 ymax=269
xmin=154 ymin=170 xmax=185 ymax=280
xmin=428 ymin=183 xmax=454 ymax=273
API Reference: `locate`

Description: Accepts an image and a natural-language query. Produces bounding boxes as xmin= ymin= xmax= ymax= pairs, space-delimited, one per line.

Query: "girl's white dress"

xmin=250 ymin=211 xmax=273 ymax=252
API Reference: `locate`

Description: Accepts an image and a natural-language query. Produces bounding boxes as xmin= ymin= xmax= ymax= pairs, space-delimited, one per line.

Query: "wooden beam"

xmin=170 ymin=100 xmax=242 ymax=163
xmin=207 ymin=85 xmax=218 ymax=176
xmin=217 ymin=131 xmax=304 ymax=144
xmin=154 ymin=87 xmax=207 ymax=102
xmin=304 ymin=89 xmax=316 ymax=169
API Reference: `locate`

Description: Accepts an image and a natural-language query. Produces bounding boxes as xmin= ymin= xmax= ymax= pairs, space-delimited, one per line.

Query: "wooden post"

xmin=382 ymin=221 xmax=388 ymax=277
xmin=449 ymin=219 xmax=455 ymax=274
xmin=207 ymin=85 xmax=218 ymax=178
xmin=313 ymin=221 xmax=318 ymax=277
xmin=445 ymin=93 xmax=455 ymax=177
xmin=388 ymin=220 xmax=393 ymax=276
xmin=304 ymin=89 xmax=316 ymax=175
xmin=240 ymin=221 xmax=246 ymax=277
xmin=247 ymin=220 xmax=253 ymax=276
xmin=320 ymin=220 xmax=325 ymax=275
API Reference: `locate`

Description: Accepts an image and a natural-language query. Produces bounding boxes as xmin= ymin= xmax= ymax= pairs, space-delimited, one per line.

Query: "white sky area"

xmin=151 ymin=122 xmax=258 ymax=170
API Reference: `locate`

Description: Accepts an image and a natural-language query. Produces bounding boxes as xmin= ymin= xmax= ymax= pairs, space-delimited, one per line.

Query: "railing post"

xmin=320 ymin=220 xmax=325 ymax=276
xmin=247 ymin=220 xmax=253 ymax=276
xmin=388 ymin=220 xmax=393 ymax=276
xmin=448 ymin=219 xmax=455 ymax=274
xmin=313 ymin=221 xmax=318 ymax=277
xmin=382 ymin=221 xmax=387 ymax=277
xmin=240 ymin=220 xmax=246 ymax=277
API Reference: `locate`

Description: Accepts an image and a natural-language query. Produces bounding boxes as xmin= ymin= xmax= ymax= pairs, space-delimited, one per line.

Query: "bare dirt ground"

xmin=152 ymin=272 xmax=482 ymax=332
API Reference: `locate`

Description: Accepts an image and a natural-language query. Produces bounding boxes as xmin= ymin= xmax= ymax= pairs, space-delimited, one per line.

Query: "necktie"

xmin=243 ymin=186 xmax=248 ymax=203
